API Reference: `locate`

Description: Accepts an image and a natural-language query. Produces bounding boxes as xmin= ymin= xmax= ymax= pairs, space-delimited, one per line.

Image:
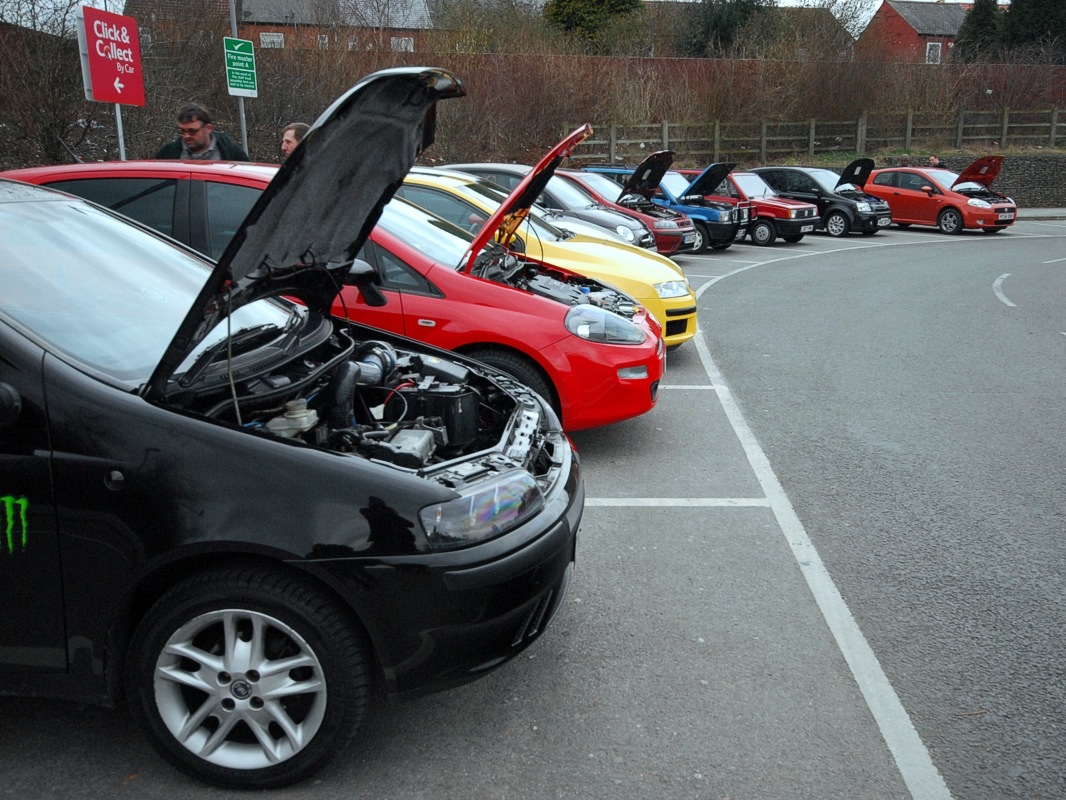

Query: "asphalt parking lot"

xmin=3 ymin=213 xmax=1064 ymax=799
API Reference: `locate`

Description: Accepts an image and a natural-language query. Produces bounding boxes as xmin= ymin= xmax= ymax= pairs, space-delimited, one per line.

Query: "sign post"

xmin=76 ymin=6 xmax=145 ymax=160
xmin=224 ymin=38 xmax=258 ymax=98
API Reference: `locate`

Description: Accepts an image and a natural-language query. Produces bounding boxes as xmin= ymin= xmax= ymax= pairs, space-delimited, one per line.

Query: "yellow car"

xmin=397 ymin=152 xmax=697 ymax=349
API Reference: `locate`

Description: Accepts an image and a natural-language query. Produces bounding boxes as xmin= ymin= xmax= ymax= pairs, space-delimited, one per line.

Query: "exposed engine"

xmin=953 ymin=183 xmax=1014 ymax=204
xmin=470 ymin=247 xmax=638 ymax=318
xmin=171 ymin=317 xmax=551 ymax=474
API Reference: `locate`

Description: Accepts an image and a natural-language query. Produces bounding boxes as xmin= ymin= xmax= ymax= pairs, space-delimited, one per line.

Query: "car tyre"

xmin=709 ymin=239 xmax=732 ymax=251
xmin=467 ymin=348 xmax=557 ymax=412
xmin=691 ymin=221 xmax=710 ymax=253
xmin=896 ymin=223 xmax=911 ymax=228
xmin=937 ymin=208 xmax=963 ymax=234
xmin=749 ymin=220 xmax=776 ymax=246
xmin=825 ymin=211 xmax=850 ymax=237
xmin=982 ymin=226 xmax=1006 ymax=235
xmin=127 ymin=566 xmax=370 ymax=790
xmin=782 ymin=234 xmax=804 ymax=243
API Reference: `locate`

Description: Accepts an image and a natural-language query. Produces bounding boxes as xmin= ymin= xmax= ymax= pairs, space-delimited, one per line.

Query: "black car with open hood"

xmin=0 ymin=67 xmax=582 ymax=790
xmin=753 ymin=159 xmax=893 ymax=237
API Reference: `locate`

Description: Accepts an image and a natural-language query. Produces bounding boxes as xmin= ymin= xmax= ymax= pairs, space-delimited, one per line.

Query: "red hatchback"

xmin=3 ymin=159 xmax=665 ymax=431
xmin=865 ymin=156 xmax=1018 ymax=234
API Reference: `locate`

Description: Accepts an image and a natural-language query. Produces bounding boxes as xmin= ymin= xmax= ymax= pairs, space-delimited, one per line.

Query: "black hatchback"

xmin=753 ymin=159 xmax=893 ymax=237
xmin=0 ymin=68 xmax=582 ymax=790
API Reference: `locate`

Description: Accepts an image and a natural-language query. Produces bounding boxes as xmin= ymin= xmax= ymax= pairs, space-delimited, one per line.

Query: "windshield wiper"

xmin=177 ymin=323 xmax=282 ymax=388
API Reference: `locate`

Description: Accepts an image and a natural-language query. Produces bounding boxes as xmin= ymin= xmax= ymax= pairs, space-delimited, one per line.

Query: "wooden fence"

xmin=570 ymin=108 xmax=1064 ymax=167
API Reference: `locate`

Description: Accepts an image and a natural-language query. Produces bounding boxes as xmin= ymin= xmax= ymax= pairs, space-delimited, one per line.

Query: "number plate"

xmin=998 ymin=212 xmax=1015 ymax=220
xmin=800 ymin=225 xmax=814 ymax=233
xmin=878 ymin=217 xmax=891 ymax=226
xmin=683 ymin=233 xmax=696 ymax=244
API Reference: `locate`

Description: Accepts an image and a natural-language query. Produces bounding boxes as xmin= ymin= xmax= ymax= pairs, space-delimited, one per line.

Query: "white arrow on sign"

xmin=114 ymin=77 xmax=124 ymax=93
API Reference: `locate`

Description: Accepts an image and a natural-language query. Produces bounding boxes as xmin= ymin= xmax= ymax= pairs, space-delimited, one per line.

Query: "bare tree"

xmin=0 ymin=0 xmax=104 ymax=166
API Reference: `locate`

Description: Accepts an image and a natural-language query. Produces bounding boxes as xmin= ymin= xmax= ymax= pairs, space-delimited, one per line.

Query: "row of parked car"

xmin=0 ymin=66 xmax=1024 ymax=791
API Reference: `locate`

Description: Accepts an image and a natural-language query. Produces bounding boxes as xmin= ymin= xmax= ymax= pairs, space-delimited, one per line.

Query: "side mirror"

xmin=345 ymin=258 xmax=387 ymax=307
xmin=921 ymin=185 xmax=935 ymax=195
xmin=0 ymin=382 xmax=22 ymax=429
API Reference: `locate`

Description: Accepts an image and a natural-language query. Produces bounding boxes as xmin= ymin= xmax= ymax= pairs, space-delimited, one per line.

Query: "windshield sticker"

xmin=3 ymin=496 xmax=28 ymax=554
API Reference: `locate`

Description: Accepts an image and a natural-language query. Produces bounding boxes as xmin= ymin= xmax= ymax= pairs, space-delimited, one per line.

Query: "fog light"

xmin=618 ymin=365 xmax=649 ymax=380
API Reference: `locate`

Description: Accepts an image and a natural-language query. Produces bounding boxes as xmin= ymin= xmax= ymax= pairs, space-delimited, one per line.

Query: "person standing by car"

xmin=280 ymin=122 xmax=309 ymax=161
xmin=156 ymin=104 xmax=249 ymax=161
xmin=928 ymin=154 xmax=941 ymax=167
xmin=899 ymin=154 xmax=910 ymax=167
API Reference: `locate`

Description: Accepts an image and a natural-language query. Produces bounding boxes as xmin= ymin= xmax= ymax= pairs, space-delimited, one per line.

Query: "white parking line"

xmin=687 ymin=260 xmax=953 ymax=799
xmin=587 ymin=497 xmax=770 ymax=507
xmin=992 ymin=274 xmax=1016 ymax=307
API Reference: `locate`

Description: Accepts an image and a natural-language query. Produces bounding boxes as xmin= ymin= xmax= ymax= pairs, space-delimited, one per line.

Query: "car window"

xmin=788 ymin=173 xmax=820 ymax=193
xmin=758 ymin=170 xmax=784 ymax=190
xmin=395 ymin=185 xmax=484 ymax=232
xmin=899 ymin=172 xmax=929 ymax=191
xmin=204 ymin=181 xmax=261 ymax=260
xmin=44 ymin=177 xmax=177 ymax=238
xmin=872 ymin=172 xmax=897 ymax=188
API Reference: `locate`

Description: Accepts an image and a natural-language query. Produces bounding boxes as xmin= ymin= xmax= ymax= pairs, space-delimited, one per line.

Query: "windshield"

xmin=732 ymin=173 xmax=777 ymax=198
xmin=2 ymin=193 xmax=298 ymax=388
xmin=571 ymin=171 xmax=626 ymax=200
xmin=548 ymin=175 xmax=598 ymax=208
xmin=377 ymin=198 xmax=474 ymax=269
xmin=660 ymin=172 xmax=691 ymax=196
xmin=805 ymin=169 xmax=841 ymax=193
xmin=449 ymin=178 xmax=572 ymax=240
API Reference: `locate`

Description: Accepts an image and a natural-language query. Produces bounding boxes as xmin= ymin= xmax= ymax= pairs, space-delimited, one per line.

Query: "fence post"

xmin=662 ymin=120 xmax=669 ymax=150
xmin=857 ymin=111 xmax=867 ymax=156
xmin=809 ymin=119 xmax=816 ymax=158
xmin=1000 ymin=108 xmax=1010 ymax=148
xmin=1053 ymin=109 xmax=1060 ymax=148
xmin=905 ymin=109 xmax=913 ymax=150
xmin=714 ymin=120 xmax=721 ymax=162
xmin=761 ymin=120 xmax=768 ymax=163
xmin=609 ymin=124 xmax=617 ymax=163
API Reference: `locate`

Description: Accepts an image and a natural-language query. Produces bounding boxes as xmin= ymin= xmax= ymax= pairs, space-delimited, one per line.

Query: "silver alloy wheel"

xmin=750 ymin=220 xmax=775 ymax=246
xmin=153 ymin=608 xmax=327 ymax=770
xmin=825 ymin=211 xmax=849 ymax=237
xmin=938 ymin=208 xmax=962 ymax=234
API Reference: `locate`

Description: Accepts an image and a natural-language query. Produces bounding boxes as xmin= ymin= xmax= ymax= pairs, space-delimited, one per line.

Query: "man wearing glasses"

xmin=155 ymin=104 xmax=250 ymax=160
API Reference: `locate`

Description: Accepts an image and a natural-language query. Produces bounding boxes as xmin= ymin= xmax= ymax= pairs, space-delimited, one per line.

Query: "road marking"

xmin=689 ymin=271 xmax=953 ymax=799
xmin=1045 ymin=257 xmax=1066 ymax=264
xmin=587 ymin=497 xmax=770 ymax=507
xmin=659 ymin=384 xmax=716 ymax=390
xmin=992 ymin=274 xmax=1016 ymax=307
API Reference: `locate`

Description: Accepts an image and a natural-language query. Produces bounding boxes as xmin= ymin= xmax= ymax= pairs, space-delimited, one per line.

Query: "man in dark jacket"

xmin=156 ymin=104 xmax=250 ymax=160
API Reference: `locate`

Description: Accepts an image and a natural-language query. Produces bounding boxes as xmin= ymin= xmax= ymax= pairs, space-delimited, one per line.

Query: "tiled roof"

xmin=887 ymin=1 xmax=969 ymax=36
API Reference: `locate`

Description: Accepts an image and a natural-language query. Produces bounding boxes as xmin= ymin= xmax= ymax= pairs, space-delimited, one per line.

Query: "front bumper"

xmin=854 ymin=210 xmax=893 ymax=232
xmin=324 ymin=435 xmax=584 ymax=698
xmin=771 ymin=216 xmax=818 ymax=236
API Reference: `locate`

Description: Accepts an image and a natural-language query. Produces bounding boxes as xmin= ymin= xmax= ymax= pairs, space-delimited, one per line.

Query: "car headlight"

xmin=653 ymin=219 xmax=679 ymax=230
xmin=419 ymin=470 xmax=545 ymax=549
xmin=654 ymin=280 xmax=690 ymax=299
xmin=787 ymin=208 xmax=798 ymax=219
xmin=565 ymin=305 xmax=646 ymax=344
xmin=856 ymin=202 xmax=871 ymax=212
xmin=615 ymin=225 xmax=636 ymax=242
xmin=968 ymin=198 xmax=992 ymax=209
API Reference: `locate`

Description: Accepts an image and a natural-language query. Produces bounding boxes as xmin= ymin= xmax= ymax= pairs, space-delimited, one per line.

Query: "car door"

xmin=0 ymin=325 xmax=67 ymax=678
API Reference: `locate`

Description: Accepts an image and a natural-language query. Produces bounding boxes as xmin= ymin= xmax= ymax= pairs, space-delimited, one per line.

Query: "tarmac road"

xmin=2 ymin=214 xmax=1064 ymax=799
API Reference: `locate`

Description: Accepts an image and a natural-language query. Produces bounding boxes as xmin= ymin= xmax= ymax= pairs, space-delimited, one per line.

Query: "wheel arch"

xmin=108 ymin=552 xmax=383 ymax=702
xmin=454 ymin=342 xmax=561 ymax=413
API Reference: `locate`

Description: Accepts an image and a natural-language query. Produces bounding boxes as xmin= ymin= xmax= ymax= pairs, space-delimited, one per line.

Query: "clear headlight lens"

xmin=565 ymin=305 xmax=646 ymax=344
xmin=615 ymin=225 xmax=636 ymax=242
xmin=654 ymin=280 xmax=690 ymax=299
xmin=856 ymin=202 xmax=871 ymax=212
xmin=419 ymin=470 xmax=545 ymax=549
xmin=968 ymin=198 xmax=992 ymax=208
xmin=787 ymin=208 xmax=798 ymax=218
xmin=653 ymin=219 xmax=679 ymax=229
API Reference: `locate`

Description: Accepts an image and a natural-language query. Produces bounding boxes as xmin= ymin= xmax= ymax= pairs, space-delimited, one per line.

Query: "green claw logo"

xmin=2 ymin=496 xmax=28 ymax=555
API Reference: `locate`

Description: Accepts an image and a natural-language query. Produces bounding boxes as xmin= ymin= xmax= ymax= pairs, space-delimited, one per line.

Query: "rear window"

xmin=44 ymin=177 xmax=177 ymax=238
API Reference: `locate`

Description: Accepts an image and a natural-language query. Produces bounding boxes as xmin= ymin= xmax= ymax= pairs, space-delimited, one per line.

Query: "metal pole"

xmin=229 ymin=0 xmax=249 ymax=154
xmin=114 ymin=104 xmax=126 ymax=160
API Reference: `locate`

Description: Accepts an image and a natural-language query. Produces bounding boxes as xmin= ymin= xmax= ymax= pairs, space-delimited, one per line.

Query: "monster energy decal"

xmin=2 ymin=496 xmax=28 ymax=555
